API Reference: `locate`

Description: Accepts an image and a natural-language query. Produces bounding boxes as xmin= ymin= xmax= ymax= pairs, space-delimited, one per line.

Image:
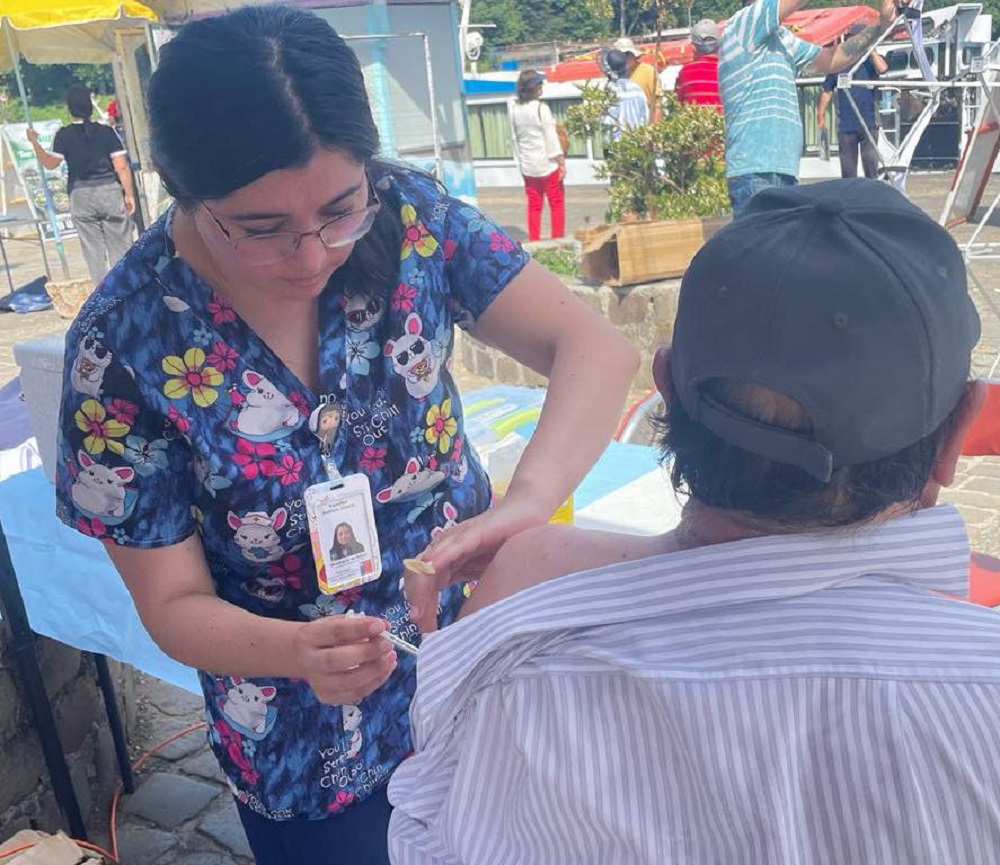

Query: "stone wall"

xmin=460 ymin=278 xmax=681 ymax=393
xmin=0 ymin=630 xmax=137 ymax=843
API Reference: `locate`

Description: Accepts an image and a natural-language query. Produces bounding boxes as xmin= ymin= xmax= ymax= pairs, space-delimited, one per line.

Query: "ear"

xmin=78 ymin=450 xmax=93 ymax=468
xmin=244 ymin=371 xmax=261 ymax=387
xmin=405 ymin=457 xmax=420 ymax=474
xmin=113 ymin=467 xmax=135 ymax=483
xmin=921 ymin=380 xmax=988 ymax=506
xmin=259 ymin=686 xmax=277 ymax=700
xmin=376 ymin=487 xmax=394 ymax=504
xmin=405 ymin=312 xmax=422 ymax=336
xmin=384 ymin=339 xmax=396 ymax=357
xmin=651 ymin=344 xmax=673 ymax=408
xmin=227 ymin=511 xmax=243 ymax=530
xmin=443 ymin=502 xmax=458 ymax=520
xmin=271 ymin=507 xmax=288 ymax=531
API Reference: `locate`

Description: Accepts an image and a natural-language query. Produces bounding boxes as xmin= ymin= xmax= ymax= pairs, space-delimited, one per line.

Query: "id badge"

xmin=305 ymin=474 xmax=383 ymax=594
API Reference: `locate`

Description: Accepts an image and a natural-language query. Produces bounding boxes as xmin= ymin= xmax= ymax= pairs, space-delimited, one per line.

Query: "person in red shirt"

xmin=676 ymin=19 xmax=722 ymax=111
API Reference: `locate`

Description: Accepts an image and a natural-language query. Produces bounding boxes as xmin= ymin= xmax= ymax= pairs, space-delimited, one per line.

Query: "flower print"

xmin=392 ymin=282 xmax=417 ymax=313
xmin=207 ymin=296 xmax=236 ymax=325
xmin=328 ymin=790 xmax=356 ymax=813
xmin=85 ymin=325 xmax=105 ymax=342
xmin=206 ymin=340 xmax=239 ymax=373
xmin=192 ymin=324 xmax=214 ymax=347
xmin=408 ymin=427 xmax=425 ymax=448
xmin=424 ymin=398 xmax=458 ymax=455
xmin=242 ymin=738 xmax=257 ymax=760
xmin=75 ymin=399 xmax=130 ymax=456
xmin=272 ymin=453 xmax=303 ymax=486
xmin=162 ymin=347 xmax=224 ymax=407
xmin=400 ymin=204 xmax=439 ymax=259
xmin=450 ymin=436 xmax=464 ymax=464
xmin=231 ymin=438 xmax=277 ymax=480
xmin=288 ymin=391 xmax=310 ymax=417
xmin=346 ymin=333 xmax=380 ymax=376
xmin=166 ymin=405 xmax=192 ymax=436
xmin=268 ymin=554 xmax=305 ymax=589
xmin=213 ymin=717 xmax=258 ymax=786
xmin=490 ymin=232 xmax=514 ymax=253
xmin=408 ymin=268 xmax=428 ymax=289
xmin=111 ymin=528 xmax=129 ymax=545
xmin=443 ymin=238 xmax=457 ymax=262
xmin=123 ymin=435 xmax=170 ymax=477
xmin=359 ymin=445 xmax=387 ymax=473
xmin=106 ymin=397 xmax=139 ymax=426
xmin=76 ymin=516 xmax=107 ymax=538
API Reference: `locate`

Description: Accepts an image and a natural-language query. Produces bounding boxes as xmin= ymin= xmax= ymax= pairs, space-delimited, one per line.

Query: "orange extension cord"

xmin=0 ymin=721 xmax=208 ymax=864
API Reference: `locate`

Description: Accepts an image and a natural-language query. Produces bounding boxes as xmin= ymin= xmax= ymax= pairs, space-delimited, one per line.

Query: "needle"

xmin=381 ymin=629 xmax=419 ymax=656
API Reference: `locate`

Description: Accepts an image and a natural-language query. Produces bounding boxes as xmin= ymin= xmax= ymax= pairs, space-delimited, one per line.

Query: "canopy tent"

xmin=0 ymin=0 xmax=157 ymax=70
xmin=1 ymin=0 xmax=163 ymax=276
xmin=544 ymin=6 xmax=879 ymax=82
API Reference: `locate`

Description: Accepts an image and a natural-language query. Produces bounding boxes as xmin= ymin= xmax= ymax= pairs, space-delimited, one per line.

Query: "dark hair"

xmin=516 ymin=70 xmax=544 ymax=104
xmin=66 ymin=85 xmax=96 ymax=138
xmin=148 ymin=4 xmax=401 ymax=298
xmin=658 ymin=379 xmax=960 ymax=528
xmin=66 ymin=85 xmax=93 ymax=120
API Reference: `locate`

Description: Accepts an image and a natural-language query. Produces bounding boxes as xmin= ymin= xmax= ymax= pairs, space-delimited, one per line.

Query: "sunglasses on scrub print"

xmin=200 ymin=176 xmax=381 ymax=267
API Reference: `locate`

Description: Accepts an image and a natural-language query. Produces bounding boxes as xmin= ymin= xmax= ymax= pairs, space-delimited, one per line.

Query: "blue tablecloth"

xmin=0 ymin=441 xmax=662 ymax=695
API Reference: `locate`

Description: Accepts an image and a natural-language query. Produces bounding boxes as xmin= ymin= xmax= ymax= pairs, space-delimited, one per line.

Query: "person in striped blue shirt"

xmin=720 ymin=0 xmax=897 ymax=215
xmin=388 ymin=180 xmax=1000 ymax=864
xmin=602 ymin=48 xmax=651 ymax=140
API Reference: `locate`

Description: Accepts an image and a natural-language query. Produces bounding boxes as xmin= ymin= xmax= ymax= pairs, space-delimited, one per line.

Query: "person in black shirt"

xmin=27 ymin=85 xmax=136 ymax=282
xmin=816 ymin=39 xmax=888 ymax=180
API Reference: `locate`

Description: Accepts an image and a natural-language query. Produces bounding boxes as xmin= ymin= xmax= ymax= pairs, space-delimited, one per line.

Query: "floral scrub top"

xmin=55 ymin=165 xmax=530 ymax=820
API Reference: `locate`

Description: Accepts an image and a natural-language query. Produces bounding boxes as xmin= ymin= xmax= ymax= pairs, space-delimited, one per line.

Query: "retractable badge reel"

xmin=306 ymin=402 xmax=383 ymax=595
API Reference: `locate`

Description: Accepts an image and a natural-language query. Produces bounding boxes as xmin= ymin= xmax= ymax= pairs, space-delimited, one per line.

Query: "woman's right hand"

xmin=294 ymin=614 xmax=397 ymax=705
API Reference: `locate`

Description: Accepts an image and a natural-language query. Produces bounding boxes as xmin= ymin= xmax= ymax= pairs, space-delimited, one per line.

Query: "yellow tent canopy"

xmin=0 ymin=1 xmax=158 ymax=70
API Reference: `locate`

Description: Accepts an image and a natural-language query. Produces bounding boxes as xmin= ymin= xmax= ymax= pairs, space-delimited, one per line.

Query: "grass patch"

xmin=531 ymin=246 xmax=578 ymax=278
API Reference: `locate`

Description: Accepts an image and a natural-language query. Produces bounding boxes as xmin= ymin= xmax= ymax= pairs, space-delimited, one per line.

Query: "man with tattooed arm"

xmin=719 ymin=0 xmax=897 ymax=215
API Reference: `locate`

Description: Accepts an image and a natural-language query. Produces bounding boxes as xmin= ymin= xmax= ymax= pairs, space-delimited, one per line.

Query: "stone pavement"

xmin=0 ymin=175 xmax=998 ymax=863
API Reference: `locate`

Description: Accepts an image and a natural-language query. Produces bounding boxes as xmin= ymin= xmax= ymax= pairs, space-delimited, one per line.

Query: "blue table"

xmin=0 ymin=440 xmax=666 ymax=696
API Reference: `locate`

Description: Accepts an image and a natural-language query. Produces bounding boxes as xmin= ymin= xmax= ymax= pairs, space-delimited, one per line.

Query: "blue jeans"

xmin=727 ymin=172 xmax=797 ymax=218
xmin=236 ymin=784 xmax=392 ymax=864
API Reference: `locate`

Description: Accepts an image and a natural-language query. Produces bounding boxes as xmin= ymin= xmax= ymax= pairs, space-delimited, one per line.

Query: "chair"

xmin=963 ymin=380 xmax=1000 ymax=607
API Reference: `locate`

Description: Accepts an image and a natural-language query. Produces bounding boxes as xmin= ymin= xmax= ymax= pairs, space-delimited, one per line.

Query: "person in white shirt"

xmin=388 ymin=180 xmax=1000 ymax=864
xmin=509 ymin=69 xmax=565 ymax=242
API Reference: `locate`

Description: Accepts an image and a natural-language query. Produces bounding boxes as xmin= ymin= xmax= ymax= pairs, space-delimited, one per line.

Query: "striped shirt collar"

xmin=414 ymin=504 xmax=969 ymax=741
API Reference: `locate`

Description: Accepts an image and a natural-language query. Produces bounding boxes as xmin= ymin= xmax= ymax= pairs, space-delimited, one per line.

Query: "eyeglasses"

xmin=200 ymin=176 xmax=381 ymax=266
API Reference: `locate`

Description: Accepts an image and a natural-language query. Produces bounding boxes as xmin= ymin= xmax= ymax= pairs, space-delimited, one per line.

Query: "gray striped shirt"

xmin=388 ymin=505 xmax=1000 ymax=864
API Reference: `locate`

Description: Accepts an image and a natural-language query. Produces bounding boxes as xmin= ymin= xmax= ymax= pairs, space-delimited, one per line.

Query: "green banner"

xmin=1 ymin=121 xmax=75 ymax=240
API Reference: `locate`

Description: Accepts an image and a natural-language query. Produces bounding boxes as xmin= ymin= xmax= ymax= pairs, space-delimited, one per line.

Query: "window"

xmin=468 ymin=103 xmax=513 ymax=159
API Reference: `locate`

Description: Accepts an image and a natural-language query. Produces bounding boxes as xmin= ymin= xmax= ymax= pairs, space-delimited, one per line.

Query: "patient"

xmin=387 ymin=180 xmax=1000 ymax=864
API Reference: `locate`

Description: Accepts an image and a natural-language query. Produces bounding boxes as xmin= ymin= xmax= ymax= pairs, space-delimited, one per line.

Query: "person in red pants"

xmin=509 ymin=69 xmax=565 ymax=241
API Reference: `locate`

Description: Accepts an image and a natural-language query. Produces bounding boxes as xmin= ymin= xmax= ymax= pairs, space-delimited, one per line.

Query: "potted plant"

xmin=566 ymin=89 xmax=730 ymax=285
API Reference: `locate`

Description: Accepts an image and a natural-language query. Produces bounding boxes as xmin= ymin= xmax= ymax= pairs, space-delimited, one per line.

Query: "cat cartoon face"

xmin=70 ymin=337 xmax=113 ymax=396
xmin=343 ymin=294 xmax=386 ymax=331
xmin=384 ymin=313 xmax=441 ymax=399
xmin=71 ymin=451 xmax=134 ymax=517
xmin=376 ymin=457 xmax=446 ymax=504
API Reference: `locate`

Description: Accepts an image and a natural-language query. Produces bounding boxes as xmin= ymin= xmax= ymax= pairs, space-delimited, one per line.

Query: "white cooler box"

xmin=13 ymin=333 xmax=67 ymax=483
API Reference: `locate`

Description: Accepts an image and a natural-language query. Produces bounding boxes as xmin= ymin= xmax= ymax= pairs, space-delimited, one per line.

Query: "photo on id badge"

xmin=306 ymin=474 xmax=382 ymax=594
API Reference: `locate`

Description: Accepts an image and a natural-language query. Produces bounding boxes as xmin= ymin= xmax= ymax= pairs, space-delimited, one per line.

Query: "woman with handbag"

xmin=509 ymin=70 xmax=565 ymax=241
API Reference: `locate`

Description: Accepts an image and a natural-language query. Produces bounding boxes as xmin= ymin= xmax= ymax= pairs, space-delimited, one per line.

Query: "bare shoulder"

xmin=460 ymin=524 xmax=643 ymax=619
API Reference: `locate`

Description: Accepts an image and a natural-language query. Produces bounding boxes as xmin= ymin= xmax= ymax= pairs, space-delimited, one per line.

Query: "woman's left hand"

xmin=403 ymin=495 xmax=550 ymax=633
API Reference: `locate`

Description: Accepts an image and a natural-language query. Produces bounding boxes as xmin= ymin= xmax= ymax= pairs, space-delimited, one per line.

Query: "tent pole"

xmin=3 ymin=26 xmax=71 ymax=279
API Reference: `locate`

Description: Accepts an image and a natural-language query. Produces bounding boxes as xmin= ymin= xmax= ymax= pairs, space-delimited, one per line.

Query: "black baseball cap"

xmin=671 ymin=179 xmax=981 ymax=481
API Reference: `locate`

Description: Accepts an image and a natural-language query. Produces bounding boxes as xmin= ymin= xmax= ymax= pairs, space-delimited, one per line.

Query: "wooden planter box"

xmin=577 ymin=216 xmax=730 ymax=287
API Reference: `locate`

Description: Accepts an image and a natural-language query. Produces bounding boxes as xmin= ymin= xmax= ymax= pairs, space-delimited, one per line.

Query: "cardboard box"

xmin=578 ymin=216 xmax=730 ymax=287
xmin=13 ymin=333 xmax=67 ymax=484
